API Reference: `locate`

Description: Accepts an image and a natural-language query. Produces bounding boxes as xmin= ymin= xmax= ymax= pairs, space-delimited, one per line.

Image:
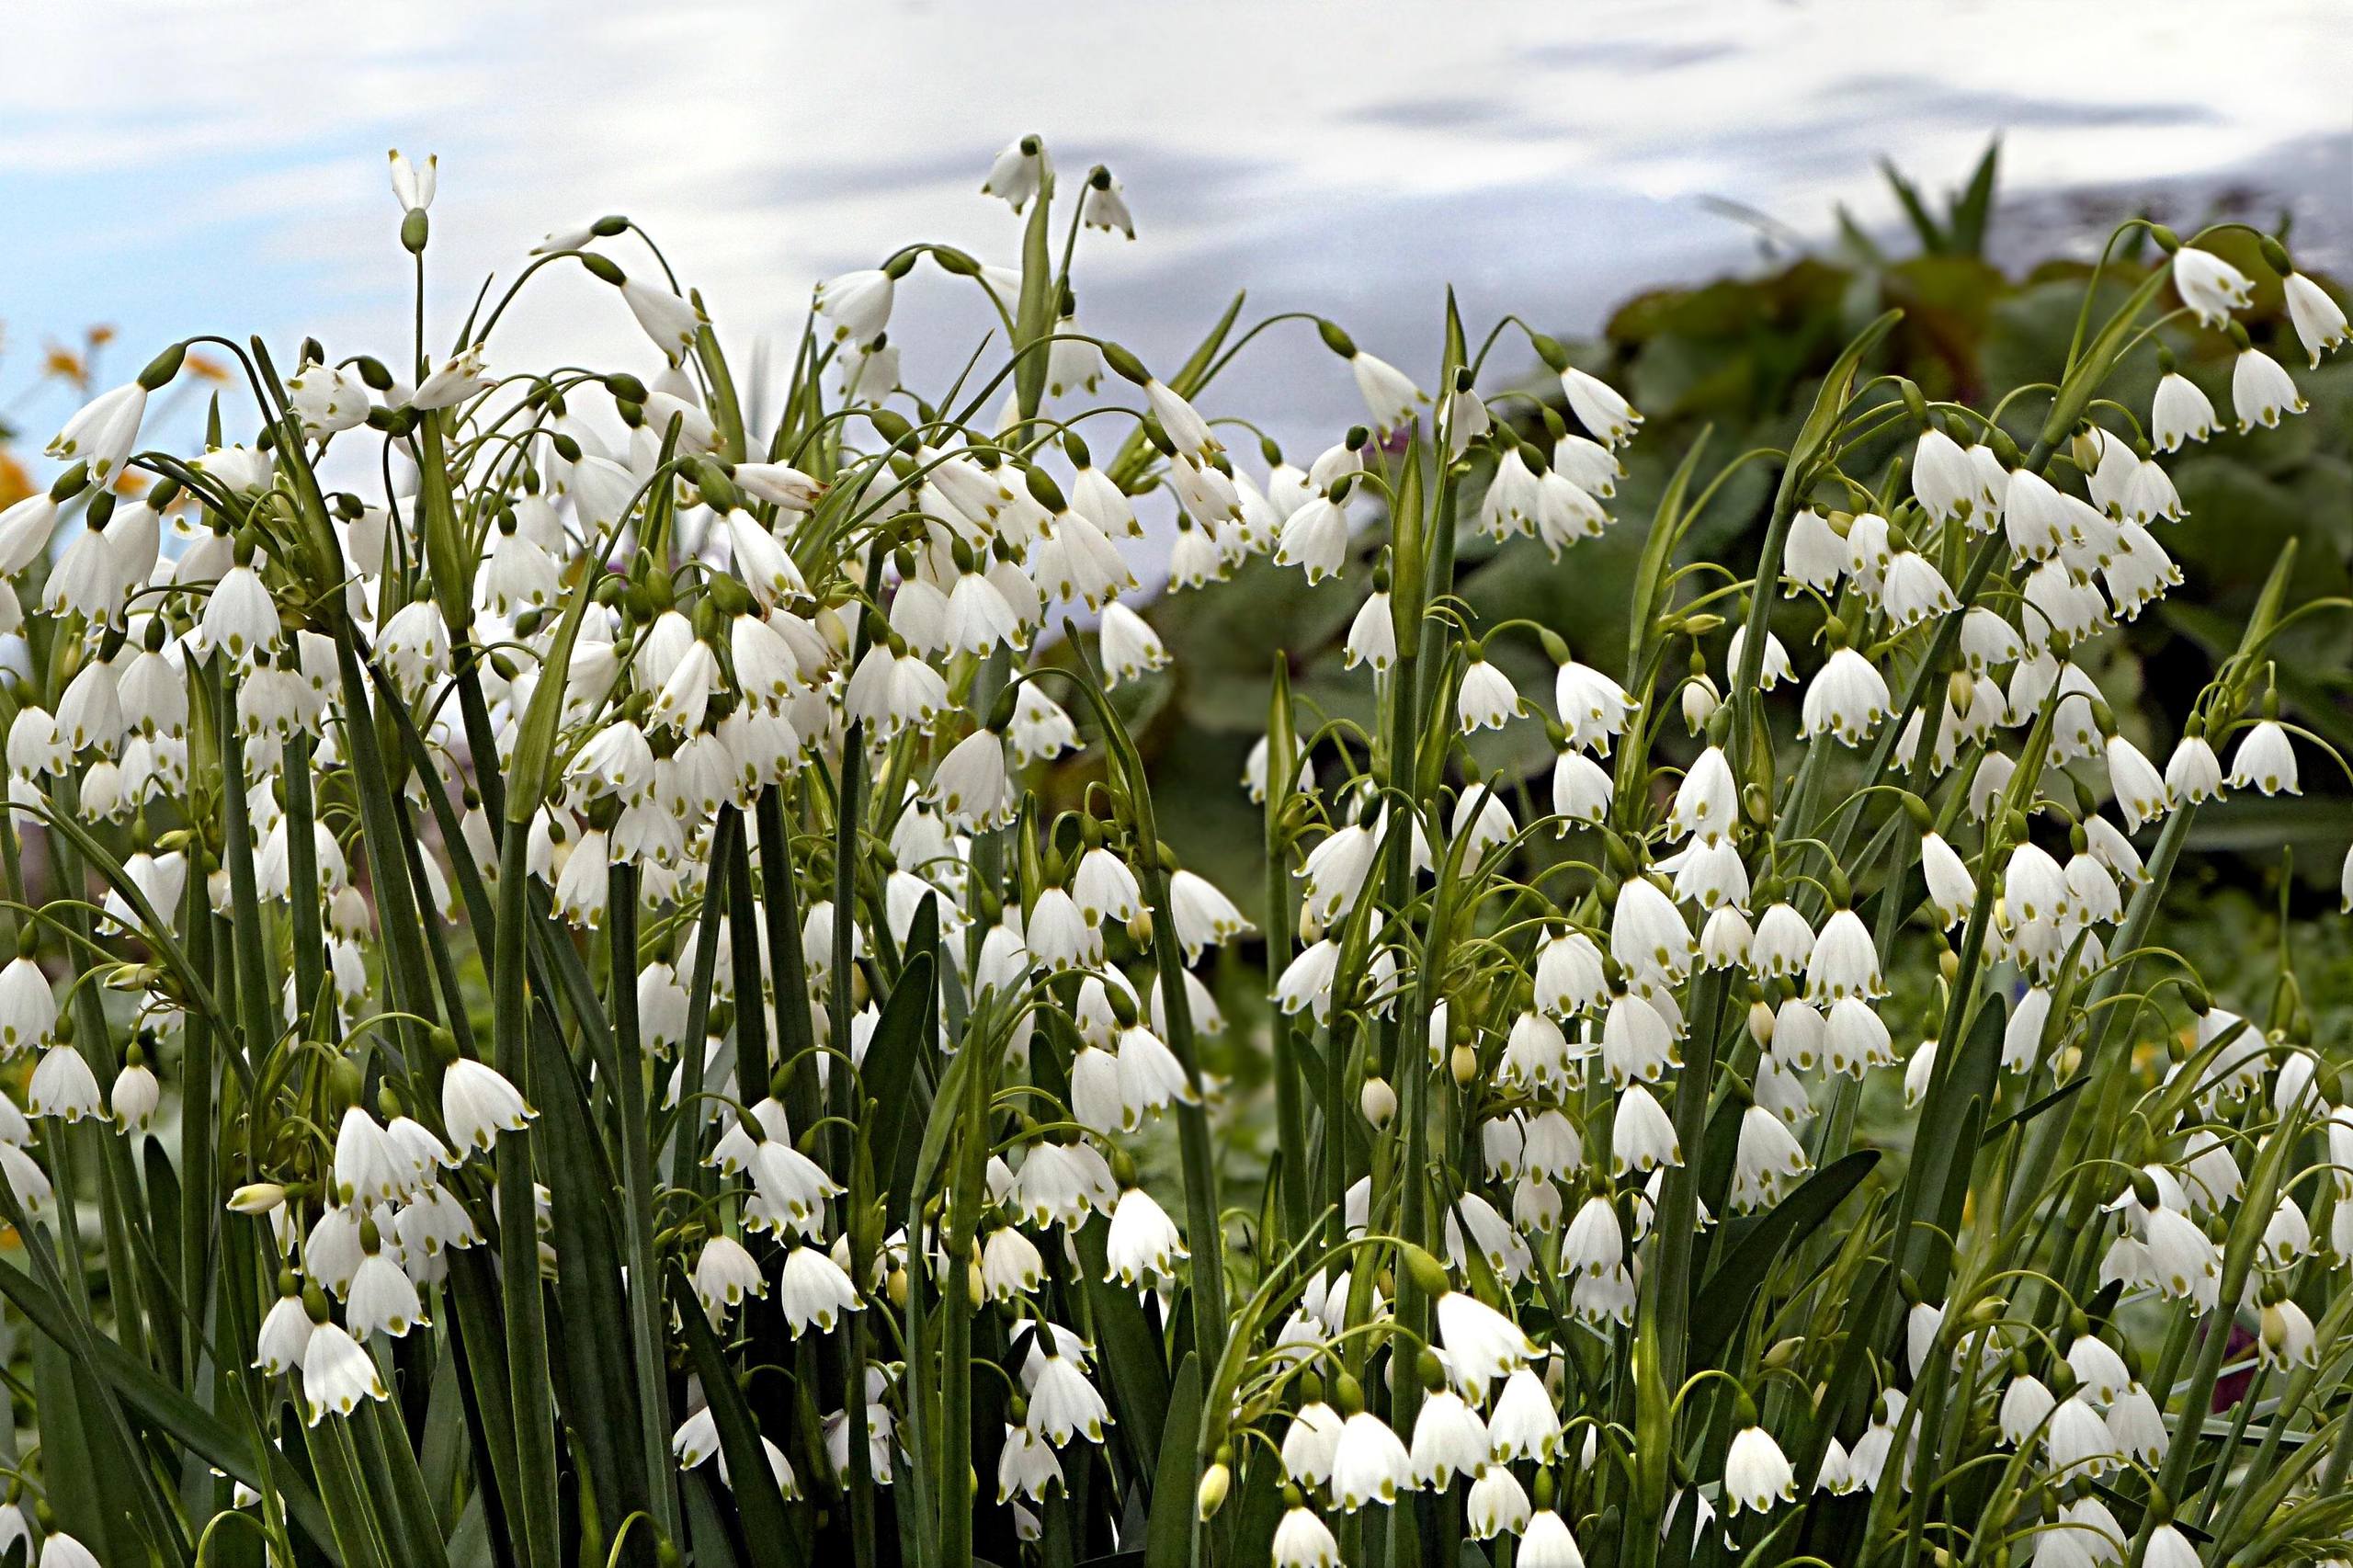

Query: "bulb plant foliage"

xmin=0 ymin=136 xmax=2347 ymax=1568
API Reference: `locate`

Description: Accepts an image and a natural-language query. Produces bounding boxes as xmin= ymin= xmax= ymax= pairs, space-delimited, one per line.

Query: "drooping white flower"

xmin=442 ymin=1058 xmax=535 ymax=1154
xmin=2284 ymin=270 xmax=2350 ymax=365
xmin=2170 ymin=245 xmax=2253 ymax=327
xmin=1723 ymin=1424 xmax=1794 ymax=1514
xmin=2226 ymin=720 xmax=2299 ymax=795
xmin=2231 ymin=347 xmax=2306 ymax=430
xmin=301 ymin=1318 xmax=390 ymax=1424
xmin=47 ymin=382 xmax=146 ymax=483
xmin=1560 ymin=366 xmax=1641 ymax=447
xmin=1801 ymin=648 xmax=1890 ymax=745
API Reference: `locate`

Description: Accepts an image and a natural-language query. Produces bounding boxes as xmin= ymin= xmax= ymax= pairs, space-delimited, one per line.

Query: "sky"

xmin=4 ymin=0 xmax=2349 ymax=456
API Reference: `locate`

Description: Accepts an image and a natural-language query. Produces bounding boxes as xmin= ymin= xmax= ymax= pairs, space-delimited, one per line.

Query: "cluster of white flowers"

xmin=0 ymin=136 xmax=2346 ymax=1568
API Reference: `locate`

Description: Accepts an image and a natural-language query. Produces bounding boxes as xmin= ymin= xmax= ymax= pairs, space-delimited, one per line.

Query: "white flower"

xmin=2165 ymin=733 xmax=2224 ymax=803
xmin=2231 ymin=348 xmax=2306 ymax=430
xmin=1275 ymin=496 xmax=1348 ymax=583
xmin=348 ymin=1244 xmax=427 ymax=1338
xmin=1920 ymin=833 xmax=1975 ymax=927
xmin=1457 ymin=656 xmax=1520 ymax=732
xmin=1731 ymin=1106 xmax=1811 ymax=1210
xmin=2284 ymin=271 xmax=2350 ymax=365
xmin=255 ymin=1290 xmax=313 ymax=1375
xmin=814 ymin=269 xmax=894 ymax=346
xmin=0 ymin=955 xmax=60 ymax=1054
xmin=931 ymin=727 xmax=1015 ymax=830
xmin=2152 ymin=370 xmax=2217 ymax=450
xmin=1168 ymin=869 xmax=1252 ymax=959
xmin=779 ymin=1245 xmax=860 ymax=1333
xmin=47 ymin=382 xmax=146 ymax=483
xmin=1801 ymin=648 xmax=1890 ymax=745
xmin=1610 ymin=1084 xmax=1681 ymax=1176
xmin=2170 ymin=245 xmax=2253 ymax=327
xmin=693 ymin=1235 xmax=767 ymax=1324
xmin=1518 ymin=1509 xmax=1586 ymax=1568
xmin=37 ymin=1534 xmax=102 ymax=1568
xmin=1560 ymin=366 xmax=1641 ymax=446
xmin=1273 ymin=1506 xmax=1341 ymax=1568
xmin=1105 ymin=1186 xmax=1187 ymax=1287
xmin=301 ymin=1319 xmax=390 ymax=1423
xmin=1282 ymin=1403 xmax=1346 ymax=1485
xmin=28 ymin=1043 xmax=103 ymax=1122
xmin=1781 ymin=506 xmax=1844 ymax=590
xmin=1466 ymin=1465 xmax=1530 ymax=1538
xmin=388 ymin=148 xmax=437 ymax=210
xmin=1346 ymin=591 xmax=1397 ymax=672
xmin=1029 ymin=1347 xmax=1110 ymax=1445
xmin=1350 ymin=352 xmax=1424 ymax=433
xmin=1435 ymin=1289 xmax=1544 ymax=1385
xmin=1408 ymin=1390 xmax=1490 ymax=1486
xmin=1723 ymin=1424 xmax=1794 ymax=1514
xmin=1486 ymin=1366 xmax=1563 ymax=1461
xmin=111 ymin=1055 xmax=161 ymax=1130
xmin=2145 ymin=1524 xmax=2203 ymax=1568
xmin=2226 ymin=720 xmax=2298 ymax=795
xmin=442 ymin=1058 xmax=534 ymax=1154
xmin=1098 ymin=603 xmax=1169 ymax=687
xmin=1806 ymin=908 xmax=1883 ymax=1003
xmin=981 ymin=135 xmax=1051 ymax=210
xmin=2045 ymin=1393 xmax=2118 ymax=1477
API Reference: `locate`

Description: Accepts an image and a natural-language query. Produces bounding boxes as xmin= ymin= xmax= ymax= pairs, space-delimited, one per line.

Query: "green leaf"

xmin=1142 ymin=1353 xmax=1202 ymax=1568
xmin=1689 ymin=1150 xmax=1880 ymax=1365
xmin=670 ymin=1261 xmax=802 ymax=1568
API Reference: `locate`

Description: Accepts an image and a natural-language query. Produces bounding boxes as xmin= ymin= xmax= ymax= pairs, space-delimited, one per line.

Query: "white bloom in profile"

xmin=1486 ymin=1366 xmax=1563 ymax=1461
xmin=1801 ymin=648 xmax=1890 ymax=745
xmin=814 ymin=268 xmax=894 ymax=346
xmin=1668 ymin=746 xmax=1738 ymax=845
xmin=47 ymin=382 xmax=146 ymax=483
xmin=1560 ymin=366 xmax=1641 ymax=446
xmin=2045 ymin=1392 xmax=2118 ymax=1477
xmin=615 ymin=276 xmax=702 ymax=359
xmin=1731 ymin=1106 xmax=1811 ymax=1210
xmin=1330 ymin=1411 xmax=1413 ymax=1507
xmin=28 ymin=1044 xmax=103 ymax=1123
xmin=1346 ymin=590 xmax=1397 ymax=671
xmin=1806 ymin=908 xmax=1883 ymax=1003
xmin=1435 ymin=1289 xmax=1546 ymax=1385
xmin=1282 ymin=1402 xmax=1346 ymax=1486
xmin=1408 ymin=1390 xmax=1490 ymax=1486
xmin=2231 ymin=347 xmax=2306 ymax=430
xmin=1723 ymin=1424 xmax=1794 ymax=1513
xmin=1457 ymin=654 xmax=1520 ymax=732
xmin=442 ymin=1058 xmax=535 ymax=1154
xmin=1275 ymin=495 xmax=1349 ymax=583
xmin=1029 ymin=1346 xmax=1110 ymax=1445
xmin=1349 ymin=351 xmax=1424 ymax=433
xmin=1518 ymin=1509 xmax=1586 ymax=1568
xmin=845 ymin=642 xmax=949 ymax=734
xmin=36 ymin=1533 xmax=102 ymax=1568
xmin=2144 ymin=1523 xmax=2203 ymax=1568
xmin=693 ymin=1235 xmax=767 ymax=1325
xmin=1919 ymin=834 xmax=1975 ymax=927
xmin=348 ymin=1239 xmax=427 ymax=1338
xmin=2284 ymin=271 xmax=2350 ymax=365
xmin=779 ymin=1245 xmax=860 ymax=1333
xmin=1169 ymin=869 xmax=1252 ymax=959
xmin=1466 ymin=1464 xmax=1530 ymax=1538
xmin=2165 ymin=732 xmax=2224 ymax=803
xmin=2169 ymin=245 xmax=2252 ymax=327
xmin=1610 ymin=1084 xmax=1681 ymax=1176
xmin=1098 ymin=602 xmax=1169 ymax=687
xmin=301 ymin=1318 xmax=390 ymax=1424
xmin=111 ymin=1052 xmax=161 ymax=1131
xmin=254 ymin=1288 xmax=313 ymax=1375
xmin=931 ymin=726 xmax=1015 ymax=830
xmin=1554 ymin=659 xmax=1637 ymax=753
xmin=0 ymin=955 xmax=60 ymax=1054
xmin=1105 ymin=1186 xmax=1187 ymax=1287
xmin=388 ymin=148 xmax=437 ymax=210
xmin=412 ymin=343 xmax=492 ymax=408
xmin=2226 ymin=720 xmax=2298 ymax=795
xmin=2151 ymin=370 xmax=2216 ymax=451
xmin=1272 ymin=1505 xmax=1341 ymax=1568
xmin=981 ymin=134 xmax=1051 ymax=210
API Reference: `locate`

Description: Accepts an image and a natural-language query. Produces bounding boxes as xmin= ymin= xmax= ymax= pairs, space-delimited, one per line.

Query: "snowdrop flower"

xmin=1457 ymin=652 xmax=1520 ymax=732
xmin=2152 ymin=369 xmax=2218 ymax=450
xmin=2231 ymin=347 xmax=2306 ymax=430
xmin=814 ymin=268 xmax=895 ymax=346
xmin=1724 ymin=1424 xmax=1794 ymax=1514
xmin=1098 ymin=603 xmax=1169 ymax=687
xmin=388 ymin=148 xmax=437 ymax=210
xmin=1273 ymin=1504 xmax=1341 ymax=1568
xmin=1282 ymin=1403 xmax=1346 ymax=1486
xmin=2169 ymin=244 xmax=2253 ymax=327
xmin=47 ymin=382 xmax=147 ymax=483
xmin=1327 ymin=1411 xmax=1413 ymax=1508
xmin=1408 ymin=1391 xmax=1490 ymax=1486
xmin=1801 ymin=646 xmax=1890 ymax=745
xmin=1348 ymin=351 xmax=1424 ymax=434
xmin=1466 ymin=1465 xmax=1531 ymax=1538
xmin=1486 ymin=1367 xmax=1563 ymax=1461
xmin=1519 ymin=1510 xmax=1586 ymax=1568
xmin=2284 ymin=270 xmax=2350 ymax=365
xmin=1275 ymin=494 xmax=1349 ymax=583
xmin=442 ymin=1058 xmax=535 ymax=1154
xmin=2226 ymin=719 xmax=2299 ymax=795
xmin=779 ymin=1246 xmax=860 ymax=1333
xmin=301 ymin=1316 xmax=390 ymax=1424
xmin=2165 ymin=730 xmax=2225 ymax=803
xmin=981 ymin=134 xmax=1051 ymax=210
xmin=28 ymin=1043 xmax=104 ymax=1121
xmin=1559 ymin=365 xmax=1642 ymax=446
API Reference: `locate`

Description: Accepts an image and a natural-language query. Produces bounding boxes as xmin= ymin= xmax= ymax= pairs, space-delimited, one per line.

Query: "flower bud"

xmin=1196 ymin=1461 xmax=1231 ymax=1519
xmin=1360 ymin=1076 xmax=1397 ymax=1128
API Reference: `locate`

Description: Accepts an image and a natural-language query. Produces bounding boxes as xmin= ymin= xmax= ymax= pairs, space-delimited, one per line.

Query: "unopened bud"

xmin=1360 ymin=1076 xmax=1397 ymax=1129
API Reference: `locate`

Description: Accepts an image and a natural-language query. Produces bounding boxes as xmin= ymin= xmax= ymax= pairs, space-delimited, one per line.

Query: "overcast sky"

xmin=5 ymin=0 xmax=2347 ymax=455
